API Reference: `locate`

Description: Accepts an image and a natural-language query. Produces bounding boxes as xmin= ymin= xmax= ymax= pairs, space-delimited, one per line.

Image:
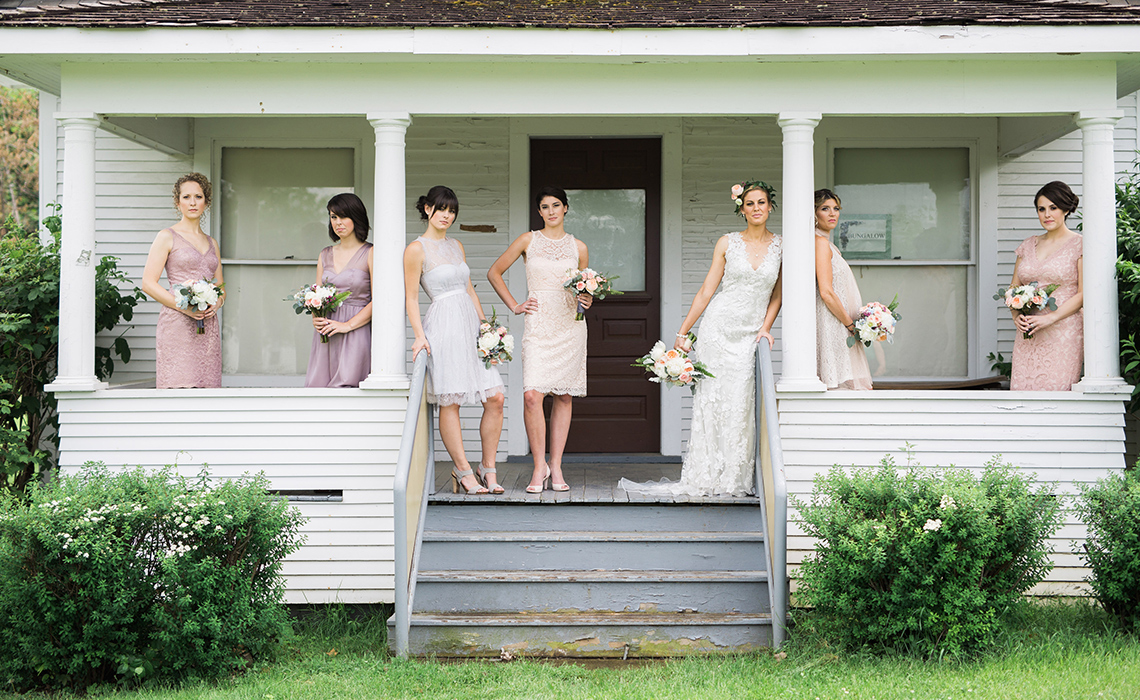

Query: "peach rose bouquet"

xmin=563 ymin=267 xmax=622 ymax=320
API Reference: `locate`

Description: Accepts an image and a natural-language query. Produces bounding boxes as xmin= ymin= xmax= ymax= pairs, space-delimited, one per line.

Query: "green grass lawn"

xmin=7 ymin=603 xmax=1138 ymax=700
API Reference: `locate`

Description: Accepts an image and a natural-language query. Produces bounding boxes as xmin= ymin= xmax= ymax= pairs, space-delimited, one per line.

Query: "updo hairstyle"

xmin=416 ymin=185 xmax=460 ymax=221
xmin=1034 ymin=181 xmax=1079 ymax=218
xmin=172 ymin=173 xmax=212 ymax=209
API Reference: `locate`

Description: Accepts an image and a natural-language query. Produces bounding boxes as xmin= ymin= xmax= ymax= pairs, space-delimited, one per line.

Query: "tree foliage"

xmin=0 ymin=86 xmax=38 ymax=232
xmin=1118 ymin=159 xmax=1140 ymax=413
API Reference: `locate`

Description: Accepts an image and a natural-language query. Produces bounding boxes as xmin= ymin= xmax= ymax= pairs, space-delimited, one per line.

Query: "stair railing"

xmin=753 ymin=339 xmax=788 ymax=647
xmin=393 ymin=352 xmax=435 ymax=657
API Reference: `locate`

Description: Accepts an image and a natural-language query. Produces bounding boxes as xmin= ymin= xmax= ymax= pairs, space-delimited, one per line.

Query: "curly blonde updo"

xmin=172 ymin=173 xmax=213 ymax=209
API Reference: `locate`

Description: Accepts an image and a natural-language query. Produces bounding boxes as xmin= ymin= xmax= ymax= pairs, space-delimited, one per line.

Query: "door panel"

xmin=530 ymin=138 xmax=661 ymax=453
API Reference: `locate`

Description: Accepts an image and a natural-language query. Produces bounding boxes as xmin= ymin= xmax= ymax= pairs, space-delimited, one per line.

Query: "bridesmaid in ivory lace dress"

xmin=488 ymin=186 xmax=594 ymax=494
xmin=305 ymin=193 xmax=374 ymax=388
xmin=814 ymin=189 xmax=873 ymax=390
xmin=621 ymin=180 xmax=782 ymax=497
xmin=141 ymin=173 xmax=224 ymax=389
xmin=1009 ymin=181 xmax=1084 ymax=391
xmin=405 ymin=186 xmax=505 ymax=495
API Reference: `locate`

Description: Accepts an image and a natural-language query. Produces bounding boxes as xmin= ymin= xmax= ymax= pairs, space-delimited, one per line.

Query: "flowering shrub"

xmin=1075 ymin=471 xmax=1140 ymax=632
xmin=794 ymin=454 xmax=1061 ymax=657
xmin=0 ymin=463 xmax=305 ymax=692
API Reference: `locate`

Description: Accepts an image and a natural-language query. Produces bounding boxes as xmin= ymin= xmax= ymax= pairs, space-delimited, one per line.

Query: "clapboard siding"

xmin=403 ymin=117 xmax=513 ymax=460
xmin=993 ymin=92 xmax=1139 ymax=359
xmin=777 ymin=390 xmax=1128 ymax=595
xmin=55 ymin=388 xmax=408 ymax=604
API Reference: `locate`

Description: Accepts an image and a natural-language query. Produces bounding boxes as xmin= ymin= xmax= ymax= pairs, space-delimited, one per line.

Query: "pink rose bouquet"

xmin=288 ymin=283 xmax=352 ymax=343
xmin=476 ymin=308 xmax=514 ymax=368
xmin=632 ymin=340 xmax=714 ymax=390
xmin=994 ymin=282 xmax=1060 ymax=338
xmin=563 ymin=267 xmax=622 ymax=320
xmin=847 ymin=296 xmax=902 ymax=348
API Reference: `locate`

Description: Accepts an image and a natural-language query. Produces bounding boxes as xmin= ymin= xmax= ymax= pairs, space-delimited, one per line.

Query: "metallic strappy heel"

xmin=452 ymin=466 xmax=489 ymax=495
xmin=476 ymin=462 xmax=506 ymax=494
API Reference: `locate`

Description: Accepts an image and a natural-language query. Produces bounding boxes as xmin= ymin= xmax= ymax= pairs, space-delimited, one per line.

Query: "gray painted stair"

xmin=398 ymin=501 xmax=772 ymax=657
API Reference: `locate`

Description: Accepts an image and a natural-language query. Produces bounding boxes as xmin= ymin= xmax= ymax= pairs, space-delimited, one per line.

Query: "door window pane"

xmin=219 ymin=147 xmax=355 ymax=378
xmin=564 ymin=188 xmax=646 ymax=292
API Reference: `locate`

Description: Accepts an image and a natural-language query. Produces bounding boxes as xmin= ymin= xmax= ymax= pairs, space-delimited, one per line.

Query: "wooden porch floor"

xmin=431 ymin=460 xmax=755 ymax=505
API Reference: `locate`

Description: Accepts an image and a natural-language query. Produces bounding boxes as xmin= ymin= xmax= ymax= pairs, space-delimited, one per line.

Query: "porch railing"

xmin=392 ymin=352 xmax=435 ymax=657
xmin=754 ymin=339 xmax=788 ymax=647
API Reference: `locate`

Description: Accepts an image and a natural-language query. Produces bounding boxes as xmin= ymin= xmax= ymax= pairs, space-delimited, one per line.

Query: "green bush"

xmin=1076 ymin=471 xmax=1140 ymax=632
xmin=794 ymin=454 xmax=1062 ymax=657
xmin=0 ymin=463 xmax=305 ymax=692
xmin=1118 ymin=159 xmax=1140 ymax=413
xmin=0 ymin=209 xmax=143 ymax=495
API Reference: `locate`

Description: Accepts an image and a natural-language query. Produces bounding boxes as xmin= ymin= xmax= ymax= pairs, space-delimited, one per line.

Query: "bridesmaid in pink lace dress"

xmin=1010 ymin=181 xmax=1084 ymax=391
xmin=141 ymin=173 xmax=224 ymax=389
xmin=305 ymin=193 xmax=374 ymax=388
xmin=814 ymin=189 xmax=873 ymax=390
xmin=488 ymin=186 xmax=593 ymax=494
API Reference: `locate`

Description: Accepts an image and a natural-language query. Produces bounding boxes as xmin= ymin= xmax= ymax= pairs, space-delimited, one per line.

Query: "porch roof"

xmin=3 ymin=0 xmax=1140 ymax=28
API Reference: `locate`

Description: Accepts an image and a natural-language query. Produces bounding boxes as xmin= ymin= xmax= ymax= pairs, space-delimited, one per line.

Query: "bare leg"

xmin=439 ymin=404 xmax=480 ymax=492
xmin=479 ymin=392 xmax=505 ymax=489
xmin=547 ymin=394 xmax=573 ymax=488
xmin=523 ymin=389 xmax=548 ymax=489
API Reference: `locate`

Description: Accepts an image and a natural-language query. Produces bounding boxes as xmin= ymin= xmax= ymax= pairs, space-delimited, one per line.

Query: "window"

xmin=219 ymin=147 xmax=355 ymax=382
xmin=832 ymin=147 xmax=972 ymax=378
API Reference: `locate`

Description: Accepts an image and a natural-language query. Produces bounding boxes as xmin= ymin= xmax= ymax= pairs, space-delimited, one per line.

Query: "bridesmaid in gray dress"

xmin=404 ymin=186 xmax=505 ymax=495
xmin=305 ymin=193 xmax=374 ymax=388
xmin=141 ymin=173 xmax=224 ymax=389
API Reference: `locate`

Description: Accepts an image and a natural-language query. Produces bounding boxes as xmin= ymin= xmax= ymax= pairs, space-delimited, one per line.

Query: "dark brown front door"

xmin=529 ymin=138 xmax=662 ymax=453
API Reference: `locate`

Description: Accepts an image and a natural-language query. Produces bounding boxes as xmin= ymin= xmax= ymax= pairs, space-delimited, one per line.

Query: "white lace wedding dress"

xmin=621 ymin=232 xmax=782 ymax=497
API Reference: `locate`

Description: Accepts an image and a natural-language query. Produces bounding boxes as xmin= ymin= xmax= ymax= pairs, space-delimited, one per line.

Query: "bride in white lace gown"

xmin=621 ymin=180 xmax=783 ymax=497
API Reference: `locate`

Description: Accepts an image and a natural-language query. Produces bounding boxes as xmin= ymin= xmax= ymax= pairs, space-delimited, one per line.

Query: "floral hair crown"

xmin=731 ymin=180 xmax=777 ymax=215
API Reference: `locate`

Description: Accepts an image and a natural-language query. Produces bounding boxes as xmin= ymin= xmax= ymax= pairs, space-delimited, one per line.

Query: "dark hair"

xmin=416 ymin=185 xmax=460 ymax=222
xmin=326 ymin=193 xmax=370 ymax=243
xmin=1034 ymin=181 xmax=1079 ymax=218
xmin=814 ymin=188 xmax=841 ymax=207
xmin=534 ymin=186 xmax=569 ymax=210
xmin=173 ymin=173 xmax=212 ymax=208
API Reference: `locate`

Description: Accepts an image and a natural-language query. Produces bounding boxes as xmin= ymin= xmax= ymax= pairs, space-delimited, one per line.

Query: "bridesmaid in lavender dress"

xmin=305 ymin=193 xmax=374 ymax=388
xmin=1009 ymin=181 xmax=1084 ymax=391
xmin=141 ymin=173 xmax=224 ymax=389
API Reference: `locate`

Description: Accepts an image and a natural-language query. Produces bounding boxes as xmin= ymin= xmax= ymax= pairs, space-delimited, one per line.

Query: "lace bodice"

xmin=525 ymin=230 xmax=579 ymax=292
xmin=418 ymin=236 xmax=471 ymax=302
xmin=700 ymin=232 xmax=782 ymax=338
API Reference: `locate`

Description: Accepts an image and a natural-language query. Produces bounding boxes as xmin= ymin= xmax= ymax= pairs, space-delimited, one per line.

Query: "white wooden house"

xmin=1 ymin=1 xmax=1138 ymax=623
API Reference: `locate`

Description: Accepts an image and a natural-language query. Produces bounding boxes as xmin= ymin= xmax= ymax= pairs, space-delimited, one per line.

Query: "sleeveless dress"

xmin=418 ymin=236 xmax=504 ymax=406
xmin=621 ymin=232 xmax=782 ymax=497
xmin=1011 ymin=234 xmax=1083 ymax=391
xmin=816 ymin=229 xmax=873 ymax=390
xmin=155 ymin=229 xmax=222 ymax=389
xmin=304 ymin=243 xmax=373 ymax=388
xmin=522 ymin=231 xmax=587 ymax=396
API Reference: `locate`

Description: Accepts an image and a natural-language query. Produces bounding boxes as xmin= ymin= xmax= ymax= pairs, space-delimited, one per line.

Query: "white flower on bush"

xmin=923 ymin=518 xmax=943 ymax=532
xmin=940 ymin=495 xmax=957 ymax=510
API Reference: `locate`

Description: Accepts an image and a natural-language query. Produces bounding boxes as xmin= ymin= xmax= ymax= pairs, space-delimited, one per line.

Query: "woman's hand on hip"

xmin=513 ymin=297 xmax=538 ymax=315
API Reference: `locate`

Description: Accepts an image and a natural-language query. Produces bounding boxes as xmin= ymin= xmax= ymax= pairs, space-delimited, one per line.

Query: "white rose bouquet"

xmin=994 ymin=281 xmax=1060 ymax=338
xmin=288 ymin=283 xmax=352 ymax=343
xmin=847 ymin=296 xmax=902 ymax=348
xmin=632 ymin=340 xmax=714 ymax=390
xmin=563 ymin=267 xmax=622 ymax=320
xmin=172 ymin=277 xmax=223 ymax=335
xmin=476 ymin=308 xmax=514 ymax=368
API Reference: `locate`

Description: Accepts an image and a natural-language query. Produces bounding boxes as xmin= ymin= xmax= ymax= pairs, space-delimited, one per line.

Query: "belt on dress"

xmin=432 ymin=289 xmax=468 ymax=301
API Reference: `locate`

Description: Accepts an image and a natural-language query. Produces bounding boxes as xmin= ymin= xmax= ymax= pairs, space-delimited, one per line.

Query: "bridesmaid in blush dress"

xmin=1009 ymin=181 xmax=1084 ymax=391
xmin=305 ymin=193 xmax=374 ymax=388
xmin=814 ymin=189 xmax=873 ymax=390
xmin=141 ymin=173 xmax=224 ymax=389
xmin=405 ymin=186 xmax=505 ymax=495
xmin=488 ymin=186 xmax=593 ymax=494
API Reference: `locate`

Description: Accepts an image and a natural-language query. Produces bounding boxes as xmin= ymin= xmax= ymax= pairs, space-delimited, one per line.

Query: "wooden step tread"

xmin=407 ymin=612 xmax=773 ymax=626
xmin=423 ymin=531 xmax=765 ymax=543
xmin=416 ymin=569 xmax=769 ymax=583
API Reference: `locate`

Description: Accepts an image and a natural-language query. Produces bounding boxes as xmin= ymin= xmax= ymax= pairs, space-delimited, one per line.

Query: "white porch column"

xmin=45 ymin=113 xmax=104 ymax=393
xmin=360 ymin=113 xmax=413 ymax=388
xmin=776 ymin=112 xmax=826 ymax=393
xmin=1074 ymin=111 xmax=1127 ymax=393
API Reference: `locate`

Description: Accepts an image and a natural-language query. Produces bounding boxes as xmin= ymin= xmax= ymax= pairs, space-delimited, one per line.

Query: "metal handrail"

xmin=754 ymin=339 xmax=788 ymax=647
xmin=392 ymin=352 xmax=435 ymax=657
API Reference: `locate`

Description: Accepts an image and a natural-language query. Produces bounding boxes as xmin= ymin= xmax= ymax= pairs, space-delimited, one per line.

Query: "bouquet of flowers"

xmin=172 ymin=278 xmax=223 ymax=334
xmin=847 ymin=296 xmax=901 ymax=348
xmin=994 ymin=281 xmax=1060 ymax=338
xmin=632 ymin=340 xmax=714 ymax=390
xmin=563 ymin=268 xmax=622 ymax=320
xmin=288 ymin=283 xmax=352 ymax=343
xmin=477 ymin=308 xmax=514 ymax=368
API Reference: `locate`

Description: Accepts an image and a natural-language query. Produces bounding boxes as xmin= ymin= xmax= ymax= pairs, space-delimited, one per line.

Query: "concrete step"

xmin=424 ymin=503 xmax=765 ymax=533
xmin=413 ymin=569 xmax=771 ymax=615
xmin=403 ymin=611 xmax=774 ymax=657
